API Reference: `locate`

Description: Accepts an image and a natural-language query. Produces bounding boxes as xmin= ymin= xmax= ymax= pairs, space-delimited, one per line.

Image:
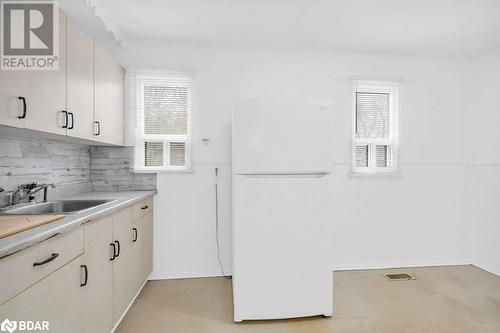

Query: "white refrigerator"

xmin=232 ymin=98 xmax=334 ymax=322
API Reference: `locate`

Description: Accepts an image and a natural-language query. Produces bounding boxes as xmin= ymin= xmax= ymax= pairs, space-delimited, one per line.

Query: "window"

xmin=128 ymin=71 xmax=192 ymax=172
xmin=352 ymin=81 xmax=399 ymax=173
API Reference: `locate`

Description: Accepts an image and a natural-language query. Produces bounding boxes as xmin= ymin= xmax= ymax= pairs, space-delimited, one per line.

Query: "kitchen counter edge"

xmin=0 ymin=190 xmax=157 ymax=259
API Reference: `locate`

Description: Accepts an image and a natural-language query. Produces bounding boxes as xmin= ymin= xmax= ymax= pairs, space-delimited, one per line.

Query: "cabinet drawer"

xmin=132 ymin=198 xmax=153 ymax=220
xmin=0 ymin=228 xmax=84 ymax=305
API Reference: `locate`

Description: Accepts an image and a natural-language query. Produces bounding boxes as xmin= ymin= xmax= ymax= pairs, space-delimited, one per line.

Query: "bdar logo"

xmin=0 ymin=319 xmax=17 ymax=333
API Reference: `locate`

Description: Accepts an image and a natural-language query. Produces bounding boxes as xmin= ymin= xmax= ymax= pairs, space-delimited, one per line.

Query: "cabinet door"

xmin=0 ymin=258 xmax=82 ymax=332
xmin=132 ymin=212 xmax=153 ymax=290
xmin=78 ymin=216 xmax=114 ymax=333
xmin=112 ymin=207 xmax=134 ymax=322
xmin=94 ymin=44 xmax=124 ymax=145
xmin=66 ymin=17 xmax=94 ymax=140
xmin=23 ymin=9 xmax=67 ymax=135
xmin=0 ymin=71 xmax=26 ymax=128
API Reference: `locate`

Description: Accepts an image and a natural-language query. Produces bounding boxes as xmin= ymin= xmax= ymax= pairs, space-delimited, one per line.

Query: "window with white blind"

xmin=352 ymin=81 xmax=399 ymax=174
xmin=127 ymin=71 xmax=192 ymax=172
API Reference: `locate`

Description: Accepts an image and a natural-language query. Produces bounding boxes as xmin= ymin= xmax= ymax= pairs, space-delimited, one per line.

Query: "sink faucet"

xmin=12 ymin=182 xmax=56 ymax=205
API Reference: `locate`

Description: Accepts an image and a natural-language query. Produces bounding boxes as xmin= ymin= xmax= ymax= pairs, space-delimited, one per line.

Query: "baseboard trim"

xmin=333 ymin=261 xmax=473 ymax=272
xmin=111 ymin=279 xmax=148 ymax=333
xmin=150 ymin=270 xmax=233 ymax=280
xmin=149 ymin=262 xmax=476 ymax=280
xmin=472 ymin=263 xmax=500 ymax=277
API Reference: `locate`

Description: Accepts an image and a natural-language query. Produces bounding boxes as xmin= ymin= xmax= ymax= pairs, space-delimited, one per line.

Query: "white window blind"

xmin=352 ymin=81 xmax=399 ymax=173
xmin=127 ymin=71 xmax=192 ymax=172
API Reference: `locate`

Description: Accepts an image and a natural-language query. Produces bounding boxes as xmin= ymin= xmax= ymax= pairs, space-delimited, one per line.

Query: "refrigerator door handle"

xmin=237 ymin=172 xmax=329 ymax=178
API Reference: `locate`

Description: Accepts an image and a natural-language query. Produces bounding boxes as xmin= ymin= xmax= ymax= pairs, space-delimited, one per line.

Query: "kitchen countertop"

xmin=0 ymin=190 xmax=156 ymax=259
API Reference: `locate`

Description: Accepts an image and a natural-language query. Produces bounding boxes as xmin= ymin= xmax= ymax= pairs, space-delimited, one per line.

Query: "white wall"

xmin=114 ymin=44 xmax=473 ymax=278
xmin=469 ymin=46 xmax=500 ymax=276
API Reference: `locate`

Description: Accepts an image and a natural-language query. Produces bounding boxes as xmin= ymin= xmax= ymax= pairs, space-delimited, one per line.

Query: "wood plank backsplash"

xmin=0 ymin=134 xmax=156 ymax=193
xmin=0 ymin=134 xmax=91 ymax=191
xmin=90 ymin=146 xmax=156 ymax=191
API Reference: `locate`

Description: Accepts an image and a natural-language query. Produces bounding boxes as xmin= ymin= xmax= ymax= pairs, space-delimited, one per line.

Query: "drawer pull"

xmin=141 ymin=205 xmax=149 ymax=210
xmin=110 ymin=243 xmax=116 ymax=261
xmin=114 ymin=240 xmax=120 ymax=257
xmin=33 ymin=253 xmax=59 ymax=267
xmin=80 ymin=265 xmax=88 ymax=287
xmin=132 ymin=228 xmax=138 ymax=242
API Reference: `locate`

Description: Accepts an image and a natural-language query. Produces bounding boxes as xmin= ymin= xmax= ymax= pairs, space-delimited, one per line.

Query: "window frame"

xmin=132 ymin=74 xmax=193 ymax=173
xmin=351 ymin=81 xmax=400 ymax=174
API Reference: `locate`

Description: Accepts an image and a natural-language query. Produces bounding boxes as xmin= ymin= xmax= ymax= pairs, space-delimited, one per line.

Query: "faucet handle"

xmin=15 ymin=183 xmax=32 ymax=191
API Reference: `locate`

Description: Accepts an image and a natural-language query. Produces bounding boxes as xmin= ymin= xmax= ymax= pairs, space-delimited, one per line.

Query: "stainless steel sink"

xmin=0 ymin=200 xmax=114 ymax=215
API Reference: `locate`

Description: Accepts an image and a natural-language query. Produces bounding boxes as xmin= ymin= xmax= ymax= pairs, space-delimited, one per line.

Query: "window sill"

xmin=133 ymin=168 xmax=194 ymax=174
xmin=348 ymin=172 xmax=401 ymax=178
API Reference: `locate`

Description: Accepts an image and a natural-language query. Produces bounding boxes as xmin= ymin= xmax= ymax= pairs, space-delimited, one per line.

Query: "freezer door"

xmin=232 ymin=174 xmax=334 ymax=321
xmin=232 ymin=98 xmax=334 ymax=174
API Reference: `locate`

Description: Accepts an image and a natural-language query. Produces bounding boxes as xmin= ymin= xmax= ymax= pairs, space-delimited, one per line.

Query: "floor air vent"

xmin=384 ymin=273 xmax=415 ymax=281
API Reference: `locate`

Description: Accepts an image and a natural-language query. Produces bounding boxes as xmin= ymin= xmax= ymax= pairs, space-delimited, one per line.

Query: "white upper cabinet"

xmin=66 ymin=17 xmax=94 ymax=141
xmin=94 ymin=44 xmax=125 ymax=146
xmin=0 ymin=9 xmax=125 ymax=146
xmin=0 ymin=70 xmax=26 ymax=128
xmin=23 ymin=9 xmax=67 ymax=136
xmin=0 ymin=10 xmax=67 ymax=132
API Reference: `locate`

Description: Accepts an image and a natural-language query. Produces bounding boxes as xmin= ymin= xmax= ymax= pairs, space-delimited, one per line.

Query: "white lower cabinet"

xmin=0 ymin=257 xmax=83 ymax=332
xmin=78 ymin=215 xmax=114 ymax=333
xmin=0 ymin=200 xmax=154 ymax=333
xmin=111 ymin=205 xmax=154 ymax=323
xmin=111 ymin=207 xmax=136 ymax=322
xmin=133 ymin=213 xmax=154 ymax=292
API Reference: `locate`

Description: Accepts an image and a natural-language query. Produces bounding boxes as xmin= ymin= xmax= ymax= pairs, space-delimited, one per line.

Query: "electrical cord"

xmin=215 ymin=167 xmax=231 ymax=279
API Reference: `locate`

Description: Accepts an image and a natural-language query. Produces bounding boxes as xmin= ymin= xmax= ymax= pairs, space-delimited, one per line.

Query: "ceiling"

xmin=60 ymin=0 xmax=500 ymax=57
